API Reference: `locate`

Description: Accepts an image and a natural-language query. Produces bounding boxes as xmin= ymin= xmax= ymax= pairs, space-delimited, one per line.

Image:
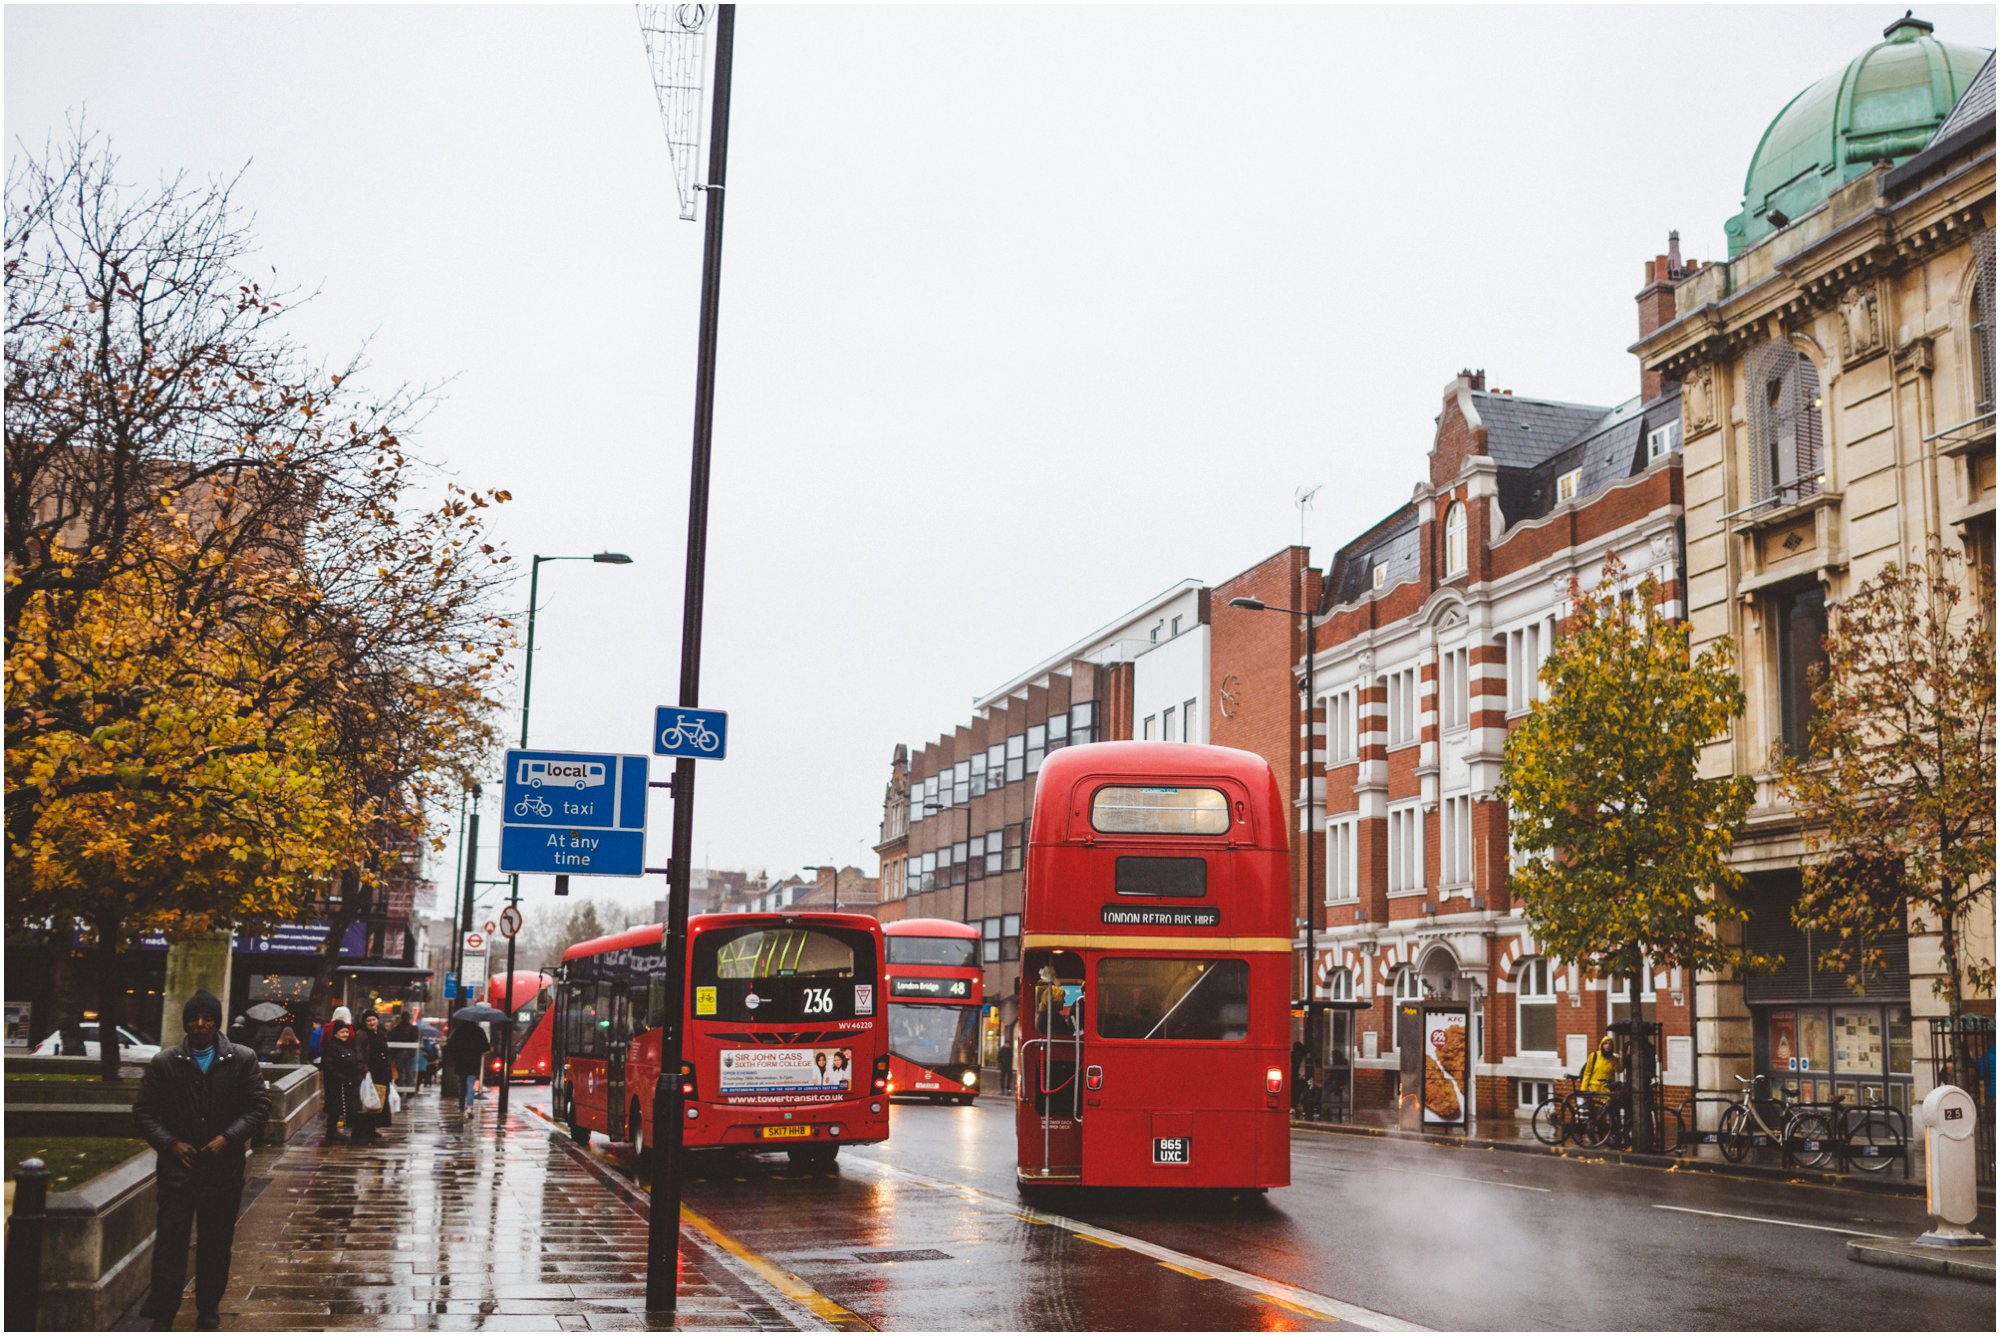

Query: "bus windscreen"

xmin=886 ymin=936 xmax=979 ymax=968
xmin=888 ymin=1003 xmax=981 ymax=1068
xmin=693 ymin=925 xmax=878 ymax=1023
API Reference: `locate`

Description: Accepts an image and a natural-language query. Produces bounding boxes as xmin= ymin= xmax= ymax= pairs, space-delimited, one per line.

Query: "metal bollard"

xmin=6 ymin=1157 xmax=52 ymax=1331
xmin=1918 ymin=1084 xmax=1986 ymax=1246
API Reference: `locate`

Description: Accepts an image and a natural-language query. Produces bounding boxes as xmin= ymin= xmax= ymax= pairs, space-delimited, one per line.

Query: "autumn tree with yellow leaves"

xmin=6 ymin=127 xmax=512 ymax=1076
xmin=1498 ymin=554 xmax=1757 ymax=1152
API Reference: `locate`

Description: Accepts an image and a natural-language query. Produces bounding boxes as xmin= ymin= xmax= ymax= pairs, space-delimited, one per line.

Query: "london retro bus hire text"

xmin=883 ymin=918 xmax=984 ymax=1103
xmin=1015 ymin=742 xmax=1292 ymax=1191
xmin=552 ymin=912 xmax=890 ymax=1169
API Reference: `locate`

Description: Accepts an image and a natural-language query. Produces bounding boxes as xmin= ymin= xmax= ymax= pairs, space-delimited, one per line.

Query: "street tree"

xmin=5 ymin=127 xmax=513 ymax=1073
xmin=1499 ymin=554 xmax=1759 ymax=1151
xmin=1778 ymin=547 xmax=1994 ymax=1057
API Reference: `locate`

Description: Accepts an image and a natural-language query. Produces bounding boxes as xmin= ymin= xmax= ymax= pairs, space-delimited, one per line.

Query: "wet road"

xmin=530 ymin=1088 xmax=1993 ymax=1331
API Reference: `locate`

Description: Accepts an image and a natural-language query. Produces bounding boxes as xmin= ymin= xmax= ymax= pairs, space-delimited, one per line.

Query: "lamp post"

xmin=805 ymin=865 xmax=841 ymax=912
xmin=498 ymin=551 xmax=632 ymax=1119
xmin=1227 ymin=592 xmax=1322 ymax=1112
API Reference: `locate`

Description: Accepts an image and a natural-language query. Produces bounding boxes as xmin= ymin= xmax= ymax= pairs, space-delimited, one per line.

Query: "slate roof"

xmin=1936 ymin=51 xmax=1995 ymax=139
xmin=1328 ymin=505 xmax=1419 ymax=606
xmin=1501 ymin=387 xmax=1682 ymax=529
xmin=1472 ymin=392 xmax=1615 ymax=469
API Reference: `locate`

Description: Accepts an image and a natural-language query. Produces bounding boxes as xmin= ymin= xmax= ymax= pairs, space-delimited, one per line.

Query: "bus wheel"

xmin=565 ymin=1095 xmax=585 ymax=1144
xmin=808 ymin=1145 xmax=839 ymax=1171
xmin=629 ymin=1103 xmax=645 ymax=1161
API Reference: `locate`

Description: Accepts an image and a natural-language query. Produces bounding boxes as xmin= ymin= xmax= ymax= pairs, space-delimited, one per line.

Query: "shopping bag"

xmin=358 ymin=1078 xmax=383 ymax=1113
xmin=387 ymin=1082 xmax=402 ymax=1115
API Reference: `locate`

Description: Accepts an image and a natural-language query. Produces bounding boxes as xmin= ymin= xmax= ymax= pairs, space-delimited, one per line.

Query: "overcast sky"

xmin=9 ymin=4 xmax=1992 ymax=921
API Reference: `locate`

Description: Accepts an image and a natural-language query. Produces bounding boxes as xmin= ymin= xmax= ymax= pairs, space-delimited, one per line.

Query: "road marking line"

xmin=1260 ymin=1293 xmax=1339 ymax=1320
xmin=678 ymin=1202 xmax=877 ymax=1331
xmin=852 ymin=1159 xmax=1428 ymax=1332
xmin=1077 ymin=1233 xmax=1123 ymax=1248
xmin=1371 ymin=1167 xmax=1551 ymax=1194
xmin=1651 ymin=1204 xmax=1895 ymax=1238
xmin=1159 ymin=1262 xmax=1213 ymax=1279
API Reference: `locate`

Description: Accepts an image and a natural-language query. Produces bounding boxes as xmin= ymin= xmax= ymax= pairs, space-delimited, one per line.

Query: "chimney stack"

xmin=1636 ymin=233 xmax=1683 ymax=402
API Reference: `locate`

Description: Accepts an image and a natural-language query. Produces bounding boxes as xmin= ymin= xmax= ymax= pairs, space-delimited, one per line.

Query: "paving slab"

xmin=122 ymin=1084 xmax=824 ymax=1330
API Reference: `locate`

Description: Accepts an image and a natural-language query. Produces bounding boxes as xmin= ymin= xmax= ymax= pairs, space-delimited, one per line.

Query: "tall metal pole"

xmin=1302 ymin=591 xmax=1319 ymax=1108
xmin=650 ymin=4 xmax=734 ymax=1315
xmin=457 ymin=787 xmax=482 ymax=1007
xmin=498 ymin=559 xmax=545 ymax=1121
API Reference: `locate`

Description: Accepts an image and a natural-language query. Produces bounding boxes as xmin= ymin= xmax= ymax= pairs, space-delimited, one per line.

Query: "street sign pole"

xmin=650 ymin=4 xmax=734 ymax=1316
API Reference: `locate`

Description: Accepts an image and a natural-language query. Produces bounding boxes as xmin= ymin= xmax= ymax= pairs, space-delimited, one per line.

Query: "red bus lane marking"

xmin=851 ymin=1157 xmax=1429 ymax=1332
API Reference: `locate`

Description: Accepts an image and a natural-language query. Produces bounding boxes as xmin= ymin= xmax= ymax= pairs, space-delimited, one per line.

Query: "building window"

xmin=1773 ymin=583 xmax=1829 ymax=757
xmin=1974 ymin=229 xmax=1995 ymax=416
xmin=985 ymin=829 xmax=1003 ymax=876
xmin=952 ymin=760 xmax=970 ymax=807
xmin=1647 ymin=420 xmax=1681 ymax=461
xmin=1046 ymin=710 xmax=1068 ymax=754
xmin=1143 ymin=715 xmax=1157 ymax=740
xmin=968 ymin=834 xmax=987 ymax=881
xmin=1608 ymin=959 xmax=1657 ymax=1027
xmin=1372 ymin=563 xmax=1388 ymax=591
xmin=1325 ymin=818 xmax=1357 ymax=902
xmin=1444 ymin=502 xmax=1467 ymax=577
xmin=982 ymin=918 xmax=1000 ymax=964
xmin=1070 ymin=700 xmax=1100 ymax=745
xmin=1161 ymin=705 xmax=1177 ymax=742
xmin=1439 ymin=794 xmax=1472 ymax=890
xmin=1326 ymin=966 xmax=1354 ymax=1002
xmin=1747 ymin=339 xmax=1825 ymax=505
xmin=1517 ymin=1078 xmax=1553 ymax=1111
xmin=1556 ymin=469 xmax=1581 ymax=503
xmin=969 ymin=751 xmax=987 ymax=798
xmin=1392 ymin=967 xmax=1423 ymax=1049
xmin=1387 ymin=803 xmax=1423 ymax=894
xmin=1171 ymin=615 xmax=1183 ymax=636
xmin=1382 ymin=666 xmax=1418 ymax=747
xmin=1438 ymin=646 xmax=1469 ymax=732
xmin=1026 ymin=724 xmax=1046 ymax=774
xmin=1001 ymin=913 xmax=1020 ymax=962
xmin=1505 ymin=616 xmax=1557 ymax=713
xmin=1516 ymin=957 xmax=1556 ymax=1056
xmin=1183 ymin=697 xmax=1197 ymax=742
xmin=1003 ymin=823 xmax=1024 ymax=872
xmin=1327 ymin=688 xmax=1356 ymax=762
xmin=1005 ymin=733 xmax=1025 ymax=783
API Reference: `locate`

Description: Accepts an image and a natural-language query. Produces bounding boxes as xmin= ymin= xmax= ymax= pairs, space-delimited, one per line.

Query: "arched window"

xmin=1973 ymin=229 xmax=1994 ymax=417
xmin=1516 ymin=957 xmax=1556 ymax=1056
xmin=1746 ymin=339 xmax=1824 ymax=505
xmin=1444 ymin=502 xmax=1467 ymax=577
xmin=1326 ymin=967 xmax=1354 ymax=1002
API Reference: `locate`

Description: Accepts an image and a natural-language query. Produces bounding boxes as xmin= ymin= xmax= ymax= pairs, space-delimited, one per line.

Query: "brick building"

xmin=1309 ymin=272 xmax=1693 ymax=1126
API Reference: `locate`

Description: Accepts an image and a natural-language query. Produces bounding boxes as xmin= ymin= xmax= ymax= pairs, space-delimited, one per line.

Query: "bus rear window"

xmin=1090 ymin=785 xmax=1230 ymax=835
xmin=1114 ymin=856 xmax=1206 ymax=898
xmin=887 ymin=936 xmax=979 ymax=968
xmin=692 ymin=925 xmax=878 ymax=1023
xmin=1096 ymin=958 xmax=1249 ymax=1042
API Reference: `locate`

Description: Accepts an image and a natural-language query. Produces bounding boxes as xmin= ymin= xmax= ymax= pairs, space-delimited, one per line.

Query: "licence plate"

xmin=760 ymin=1124 xmax=812 ymax=1140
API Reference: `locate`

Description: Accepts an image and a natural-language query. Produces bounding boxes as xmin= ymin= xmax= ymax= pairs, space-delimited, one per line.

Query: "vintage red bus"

xmin=883 ymin=918 xmax=984 ymax=1104
xmin=1015 ymin=742 xmax=1292 ymax=1191
xmin=552 ymin=912 xmax=890 ymax=1169
xmin=485 ymin=970 xmax=555 ymax=1084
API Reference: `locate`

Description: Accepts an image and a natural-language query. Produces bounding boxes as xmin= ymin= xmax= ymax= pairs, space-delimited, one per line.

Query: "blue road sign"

xmin=499 ymin=750 xmax=649 ymax=878
xmin=654 ymin=706 xmax=728 ymax=760
xmin=444 ymin=971 xmax=458 ymax=1000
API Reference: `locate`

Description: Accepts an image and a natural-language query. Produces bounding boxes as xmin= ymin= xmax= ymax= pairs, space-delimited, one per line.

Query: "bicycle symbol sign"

xmin=654 ymin=706 xmax=728 ymax=761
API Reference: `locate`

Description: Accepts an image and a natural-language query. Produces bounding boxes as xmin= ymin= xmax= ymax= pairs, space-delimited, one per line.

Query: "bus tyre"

xmin=629 ymin=1103 xmax=644 ymax=1161
xmin=565 ymin=1095 xmax=585 ymax=1144
xmin=955 ymin=1093 xmax=975 ymax=1106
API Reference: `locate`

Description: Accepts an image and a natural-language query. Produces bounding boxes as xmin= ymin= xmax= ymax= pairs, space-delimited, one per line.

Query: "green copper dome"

xmin=1726 ymin=14 xmax=1991 ymax=257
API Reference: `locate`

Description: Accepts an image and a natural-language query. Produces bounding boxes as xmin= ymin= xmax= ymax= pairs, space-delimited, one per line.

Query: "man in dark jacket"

xmin=132 ymin=990 xmax=272 ymax=1330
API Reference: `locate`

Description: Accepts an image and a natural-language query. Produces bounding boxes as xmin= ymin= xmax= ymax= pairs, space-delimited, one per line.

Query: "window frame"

xmin=1444 ymin=501 xmax=1468 ymax=576
xmin=1515 ymin=957 xmax=1557 ymax=1057
xmin=1387 ymin=802 xmax=1424 ymax=896
xmin=1325 ymin=816 xmax=1358 ymax=903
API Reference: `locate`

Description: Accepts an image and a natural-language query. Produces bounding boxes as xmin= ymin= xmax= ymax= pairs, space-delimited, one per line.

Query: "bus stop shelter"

xmin=1293 ymin=998 xmax=1372 ymax=1123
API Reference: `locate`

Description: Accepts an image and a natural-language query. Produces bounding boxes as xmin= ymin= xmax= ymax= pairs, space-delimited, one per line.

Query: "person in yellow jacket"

xmin=1579 ymin=1034 xmax=1623 ymax=1093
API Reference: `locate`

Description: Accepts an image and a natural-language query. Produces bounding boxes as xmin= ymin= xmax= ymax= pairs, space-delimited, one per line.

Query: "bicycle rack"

xmin=1781 ymin=1102 xmax=1912 ymax=1179
xmin=1672 ymin=1095 xmax=1767 ymax=1157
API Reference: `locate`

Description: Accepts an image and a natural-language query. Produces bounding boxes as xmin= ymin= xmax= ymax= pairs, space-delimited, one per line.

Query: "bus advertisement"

xmin=1015 ymin=742 xmax=1292 ymax=1192
xmin=883 ymin=918 xmax=984 ymax=1104
xmin=552 ymin=912 xmax=890 ymax=1169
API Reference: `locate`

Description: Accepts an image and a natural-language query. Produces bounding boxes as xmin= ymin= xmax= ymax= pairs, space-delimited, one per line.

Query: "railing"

xmin=1673 ymin=1092 xmax=1909 ymax=1177
xmin=1929 ymin=1014 xmax=1995 ymax=1187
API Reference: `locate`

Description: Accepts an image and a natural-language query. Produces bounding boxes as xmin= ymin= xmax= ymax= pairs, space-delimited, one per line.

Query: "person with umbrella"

xmin=447 ymin=1005 xmax=499 ymax=1119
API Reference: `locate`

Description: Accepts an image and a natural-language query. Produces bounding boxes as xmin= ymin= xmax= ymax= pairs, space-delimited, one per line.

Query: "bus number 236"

xmin=803 ymin=987 xmax=833 ymax=1015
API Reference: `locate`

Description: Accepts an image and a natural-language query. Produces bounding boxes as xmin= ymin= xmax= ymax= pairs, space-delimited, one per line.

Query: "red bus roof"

xmin=883 ymin=918 xmax=980 ymax=939
xmin=560 ymin=911 xmax=885 ymax=963
xmin=485 ymin=970 xmax=551 ymax=1009
xmin=1030 ymin=741 xmax=1287 ymax=850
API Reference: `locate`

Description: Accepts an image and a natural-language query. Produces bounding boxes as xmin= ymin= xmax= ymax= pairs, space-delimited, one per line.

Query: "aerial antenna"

xmin=637 ymin=4 xmax=714 ymax=221
xmin=1294 ymin=484 xmax=1322 ymax=548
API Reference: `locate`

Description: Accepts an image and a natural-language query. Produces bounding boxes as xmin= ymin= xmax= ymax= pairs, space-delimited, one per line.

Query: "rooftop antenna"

xmin=1294 ymin=484 xmax=1322 ymax=548
xmin=637 ymin=4 xmax=713 ymax=221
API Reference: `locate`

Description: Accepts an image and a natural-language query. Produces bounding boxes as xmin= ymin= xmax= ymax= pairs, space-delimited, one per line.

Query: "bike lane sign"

xmin=499 ymin=749 xmax=648 ymax=878
xmin=654 ymin=706 xmax=728 ymax=760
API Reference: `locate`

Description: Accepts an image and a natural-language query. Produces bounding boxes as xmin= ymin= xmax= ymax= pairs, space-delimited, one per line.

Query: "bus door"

xmin=605 ymin=987 xmax=629 ymax=1139
xmin=1019 ymin=949 xmax=1085 ymax=1179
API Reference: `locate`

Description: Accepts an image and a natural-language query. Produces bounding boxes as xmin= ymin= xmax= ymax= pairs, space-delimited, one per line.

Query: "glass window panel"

xmin=1096 ymin=958 xmax=1250 ymax=1041
xmin=1091 ymin=785 xmax=1230 ymax=835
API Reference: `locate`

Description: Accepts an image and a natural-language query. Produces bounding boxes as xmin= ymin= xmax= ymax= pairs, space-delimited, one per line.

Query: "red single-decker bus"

xmin=552 ymin=912 xmax=890 ymax=1169
xmin=883 ymin=918 xmax=984 ymax=1104
xmin=1015 ymin=742 xmax=1292 ymax=1191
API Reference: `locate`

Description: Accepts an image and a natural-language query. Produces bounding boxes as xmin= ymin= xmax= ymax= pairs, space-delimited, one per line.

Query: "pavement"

xmin=125 ymin=1085 xmax=828 ymax=1332
xmin=1846 ymin=1236 xmax=1996 ymax=1282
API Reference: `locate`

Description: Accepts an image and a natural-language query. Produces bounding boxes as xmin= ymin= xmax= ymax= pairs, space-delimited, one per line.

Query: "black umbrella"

xmin=452 ymin=1004 xmax=508 ymax=1025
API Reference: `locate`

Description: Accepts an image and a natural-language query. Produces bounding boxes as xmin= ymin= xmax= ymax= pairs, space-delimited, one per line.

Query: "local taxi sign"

xmin=500 ymin=749 xmax=649 ymax=878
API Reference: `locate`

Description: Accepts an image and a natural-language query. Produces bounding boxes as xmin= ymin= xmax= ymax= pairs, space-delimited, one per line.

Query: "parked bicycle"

xmin=1786 ymin=1094 xmax=1900 ymax=1174
xmin=1716 ymin=1073 xmax=1791 ymax=1163
xmin=1531 ymin=1082 xmax=1625 ymax=1148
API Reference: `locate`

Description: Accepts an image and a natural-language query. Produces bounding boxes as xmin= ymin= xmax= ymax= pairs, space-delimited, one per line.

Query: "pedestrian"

xmin=273 ymin=1025 xmax=302 ymax=1066
xmin=1579 ymin=1033 xmax=1623 ymax=1094
xmin=388 ymin=1008 xmax=420 ymax=1089
xmin=320 ymin=1019 xmax=361 ymax=1144
xmin=446 ymin=1016 xmax=489 ymax=1118
xmin=997 ymin=1030 xmax=1014 ymax=1096
xmin=353 ymin=1011 xmax=392 ymax=1141
xmin=131 ymin=989 xmax=271 ymax=1331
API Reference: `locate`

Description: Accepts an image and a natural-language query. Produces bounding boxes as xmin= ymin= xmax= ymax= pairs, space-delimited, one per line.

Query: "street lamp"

xmin=804 ymin=865 xmax=842 ymax=912
xmin=498 ymin=550 xmax=633 ymax=1118
xmin=1228 ymin=592 xmax=1323 ymax=1112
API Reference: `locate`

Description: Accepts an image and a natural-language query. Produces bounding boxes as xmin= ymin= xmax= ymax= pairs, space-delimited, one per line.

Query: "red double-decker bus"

xmin=1015 ymin=742 xmax=1292 ymax=1192
xmin=552 ymin=912 xmax=890 ymax=1169
xmin=883 ymin=918 xmax=984 ymax=1104
xmin=485 ymin=971 xmax=555 ymax=1085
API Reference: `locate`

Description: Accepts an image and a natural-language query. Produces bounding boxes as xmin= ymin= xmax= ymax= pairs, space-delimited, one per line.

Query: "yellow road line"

xmin=1159 ymin=1261 xmax=1213 ymax=1279
xmin=1258 ymin=1292 xmax=1338 ymax=1319
xmin=1076 ymin=1233 xmax=1123 ymax=1248
xmin=678 ymin=1202 xmax=876 ymax=1332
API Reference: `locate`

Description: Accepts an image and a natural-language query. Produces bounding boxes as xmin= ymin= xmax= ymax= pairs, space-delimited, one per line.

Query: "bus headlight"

xmin=829 ymin=1124 xmax=843 ymax=1138
xmin=870 ymin=1102 xmax=882 ymax=1114
xmin=686 ymin=1107 xmax=699 ymax=1120
xmin=961 ymin=1071 xmax=978 ymax=1087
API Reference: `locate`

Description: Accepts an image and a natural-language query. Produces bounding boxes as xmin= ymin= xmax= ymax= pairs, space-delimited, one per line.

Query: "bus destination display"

xmin=891 ymin=977 xmax=972 ymax=1000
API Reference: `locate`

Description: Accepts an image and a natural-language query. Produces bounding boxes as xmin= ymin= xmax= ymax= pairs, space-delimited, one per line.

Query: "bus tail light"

xmin=1085 ymin=1065 xmax=1103 ymax=1092
xmin=872 ymin=1054 xmax=889 ymax=1093
xmin=679 ymin=1061 xmax=697 ymax=1100
xmin=1266 ymin=1066 xmax=1284 ymax=1095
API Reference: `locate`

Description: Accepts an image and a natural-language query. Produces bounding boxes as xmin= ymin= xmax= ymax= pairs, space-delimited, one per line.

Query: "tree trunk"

xmin=1629 ymin=968 xmax=1656 ymax=1154
xmin=306 ymin=897 xmax=362 ymax=1027
xmin=1939 ymin=891 xmax=1966 ymax=1081
xmin=94 ymin=913 xmax=124 ymax=1083
xmin=47 ymin=918 xmax=86 ymax=1056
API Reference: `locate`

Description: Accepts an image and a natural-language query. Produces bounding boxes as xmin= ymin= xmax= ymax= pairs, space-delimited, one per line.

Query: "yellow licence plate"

xmin=760 ymin=1124 xmax=812 ymax=1140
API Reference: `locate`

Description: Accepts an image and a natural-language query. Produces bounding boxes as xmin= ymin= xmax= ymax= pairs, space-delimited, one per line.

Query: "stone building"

xmin=1636 ymin=16 xmax=1993 ymax=1117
